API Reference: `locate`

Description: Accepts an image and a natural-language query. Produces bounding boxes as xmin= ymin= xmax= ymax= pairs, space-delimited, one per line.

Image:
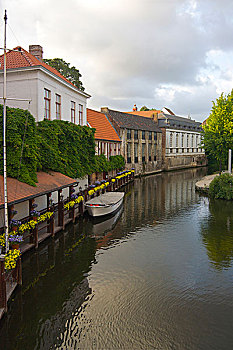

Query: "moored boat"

xmin=85 ymin=192 xmax=124 ymax=217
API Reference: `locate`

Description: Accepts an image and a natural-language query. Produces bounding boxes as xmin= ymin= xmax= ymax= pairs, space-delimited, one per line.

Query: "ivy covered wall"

xmin=0 ymin=105 xmax=125 ymax=186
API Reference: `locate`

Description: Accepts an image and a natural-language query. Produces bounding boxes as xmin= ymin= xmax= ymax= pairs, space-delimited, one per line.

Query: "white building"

xmin=156 ymin=109 xmax=206 ymax=170
xmin=0 ymin=45 xmax=90 ymax=124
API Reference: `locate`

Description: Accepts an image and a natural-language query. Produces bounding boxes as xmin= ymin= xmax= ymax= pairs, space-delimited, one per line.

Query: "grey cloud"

xmin=3 ymin=0 xmax=233 ymax=119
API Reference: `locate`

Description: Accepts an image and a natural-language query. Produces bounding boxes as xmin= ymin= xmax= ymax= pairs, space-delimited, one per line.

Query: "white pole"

xmin=3 ymin=10 xmax=9 ymax=253
xmin=228 ymin=149 xmax=232 ymax=174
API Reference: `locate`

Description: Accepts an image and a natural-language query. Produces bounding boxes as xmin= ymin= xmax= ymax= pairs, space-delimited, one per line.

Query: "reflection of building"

xmin=38 ymin=278 xmax=91 ymax=349
xmin=88 ymin=168 xmax=207 ymax=249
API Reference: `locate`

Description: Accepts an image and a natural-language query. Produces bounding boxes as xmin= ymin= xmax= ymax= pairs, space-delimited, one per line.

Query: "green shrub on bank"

xmin=209 ymin=173 xmax=233 ymax=200
xmin=94 ymin=154 xmax=125 ymax=172
xmin=109 ymin=155 xmax=125 ymax=170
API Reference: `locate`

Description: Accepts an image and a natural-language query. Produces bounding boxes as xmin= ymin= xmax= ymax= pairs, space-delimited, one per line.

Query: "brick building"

xmin=101 ymin=108 xmax=162 ymax=174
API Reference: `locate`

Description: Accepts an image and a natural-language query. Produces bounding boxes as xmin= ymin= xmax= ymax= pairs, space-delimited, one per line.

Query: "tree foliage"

xmin=140 ymin=106 xmax=149 ymax=111
xmin=44 ymin=58 xmax=85 ymax=91
xmin=202 ymin=90 xmax=233 ymax=172
xmin=140 ymin=106 xmax=157 ymax=111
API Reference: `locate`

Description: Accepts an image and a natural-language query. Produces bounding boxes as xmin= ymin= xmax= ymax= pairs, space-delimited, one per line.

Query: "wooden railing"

xmin=0 ymin=257 xmax=22 ymax=315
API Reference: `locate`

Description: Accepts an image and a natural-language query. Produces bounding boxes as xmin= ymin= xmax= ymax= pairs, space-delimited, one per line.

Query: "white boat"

xmin=85 ymin=192 xmax=125 ymax=217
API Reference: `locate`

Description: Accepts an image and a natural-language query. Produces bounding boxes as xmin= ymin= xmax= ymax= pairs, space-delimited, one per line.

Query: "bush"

xmin=109 ymin=155 xmax=125 ymax=170
xmin=94 ymin=154 xmax=125 ymax=172
xmin=209 ymin=173 xmax=233 ymax=200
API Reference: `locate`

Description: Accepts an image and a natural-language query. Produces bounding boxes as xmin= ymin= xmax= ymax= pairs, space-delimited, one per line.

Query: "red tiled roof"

xmin=0 ymin=171 xmax=78 ymax=207
xmin=0 ymin=47 xmax=88 ymax=94
xmin=87 ymin=109 xmax=120 ymax=142
xmin=127 ymin=110 xmax=161 ymax=118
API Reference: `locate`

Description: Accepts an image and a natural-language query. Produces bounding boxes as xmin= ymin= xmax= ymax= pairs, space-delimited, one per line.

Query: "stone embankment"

xmin=195 ymin=174 xmax=218 ymax=193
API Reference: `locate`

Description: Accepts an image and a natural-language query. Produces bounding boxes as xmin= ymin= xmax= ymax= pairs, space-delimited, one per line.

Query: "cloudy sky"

xmin=1 ymin=0 xmax=233 ymax=121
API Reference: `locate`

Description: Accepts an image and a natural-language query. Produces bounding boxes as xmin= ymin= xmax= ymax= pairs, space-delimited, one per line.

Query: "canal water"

xmin=1 ymin=168 xmax=233 ymax=350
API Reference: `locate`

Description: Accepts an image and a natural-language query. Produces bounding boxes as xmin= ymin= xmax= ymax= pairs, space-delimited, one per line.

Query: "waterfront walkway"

xmin=195 ymin=173 xmax=218 ymax=192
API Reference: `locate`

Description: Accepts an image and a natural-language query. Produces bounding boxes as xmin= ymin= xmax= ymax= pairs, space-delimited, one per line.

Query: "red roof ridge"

xmin=0 ymin=46 xmax=90 ymax=97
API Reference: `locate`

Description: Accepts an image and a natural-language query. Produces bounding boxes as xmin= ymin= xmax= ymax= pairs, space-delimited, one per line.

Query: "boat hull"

xmin=85 ymin=192 xmax=124 ymax=217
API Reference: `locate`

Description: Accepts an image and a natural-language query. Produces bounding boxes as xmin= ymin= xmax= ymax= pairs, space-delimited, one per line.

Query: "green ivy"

xmin=0 ymin=105 xmax=39 ymax=186
xmin=37 ymin=119 xmax=96 ymax=178
xmin=0 ymin=105 xmax=125 ymax=186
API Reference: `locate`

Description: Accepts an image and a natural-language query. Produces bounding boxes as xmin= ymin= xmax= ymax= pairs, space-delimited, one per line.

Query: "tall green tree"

xmin=140 ymin=106 xmax=149 ymax=111
xmin=140 ymin=106 xmax=157 ymax=111
xmin=202 ymin=90 xmax=233 ymax=173
xmin=44 ymin=58 xmax=85 ymax=91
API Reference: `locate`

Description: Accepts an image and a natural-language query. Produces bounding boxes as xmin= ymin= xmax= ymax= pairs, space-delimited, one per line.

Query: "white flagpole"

xmin=3 ymin=10 xmax=9 ymax=253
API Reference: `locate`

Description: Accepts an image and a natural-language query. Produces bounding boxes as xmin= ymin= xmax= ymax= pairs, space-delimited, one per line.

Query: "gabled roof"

xmin=0 ymin=47 xmax=90 ymax=97
xmin=158 ymin=113 xmax=202 ymax=131
xmin=102 ymin=108 xmax=161 ymax=132
xmin=0 ymin=172 xmax=78 ymax=208
xmin=87 ymin=109 xmax=120 ymax=142
xmin=127 ymin=110 xmax=161 ymax=118
xmin=162 ymin=107 xmax=175 ymax=115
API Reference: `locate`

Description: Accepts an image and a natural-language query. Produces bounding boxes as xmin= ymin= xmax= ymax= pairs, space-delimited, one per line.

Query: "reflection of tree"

xmin=200 ymin=199 xmax=233 ymax=270
xmin=0 ymin=232 xmax=97 ymax=350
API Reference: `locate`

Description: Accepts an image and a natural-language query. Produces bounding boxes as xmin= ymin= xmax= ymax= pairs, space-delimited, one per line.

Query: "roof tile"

xmin=87 ymin=109 xmax=120 ymax=142
xmin=0 ymin=172 xmax=77 ymax=207
xmin=0 ymin=47 xmax=85 ymax=92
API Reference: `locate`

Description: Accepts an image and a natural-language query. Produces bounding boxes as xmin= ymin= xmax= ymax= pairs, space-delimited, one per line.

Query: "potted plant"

xmin=9 ymin=234 xmax=23 ymax=250
xmin=30 ymin=210 xmax=40 ymax=221
xmin=10 ymin=219 xmax=21 ymax=232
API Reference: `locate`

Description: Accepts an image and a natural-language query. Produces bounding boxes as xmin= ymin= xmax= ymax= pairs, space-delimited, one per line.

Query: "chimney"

xmin=29 ymin=45 xmax=43 ymax=61
xmin=133 ymin=104 xmax=137 ymax=111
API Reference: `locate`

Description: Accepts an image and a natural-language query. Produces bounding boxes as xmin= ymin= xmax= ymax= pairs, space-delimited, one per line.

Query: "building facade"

xmin=0 ymin=45 xmax=90 ymax=124
xmin=101 ymin=108 xmax=162 ymax=174
xmin=87 ymin=108 xmax=121 ymax=159
xmin=156 ymin=111 xmax=207 ymax=170
xmin=128 ymin=107 xmax=206 ymax=171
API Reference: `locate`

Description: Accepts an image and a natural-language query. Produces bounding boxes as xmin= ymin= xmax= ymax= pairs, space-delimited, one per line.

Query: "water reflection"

xmin=0 ymin=225 xmax=96 ymax=350
xmin=200 ymin=199 xmax=233 ymax=270
xmin=5 ymin=167 xmax=233 ymax=350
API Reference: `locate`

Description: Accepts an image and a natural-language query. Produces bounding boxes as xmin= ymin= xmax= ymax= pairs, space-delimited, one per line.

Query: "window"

xmin=134 ymin=143 xmax=138 ymax=163
xmin=127 ymin=143 xmax=131 ymax=163
xmin=134 ymin=130 xmax=138 ymax=140
xmin=142 ymin=143 xmax=145 ymax=162
xmin=176 ymin=133 xmax=179 ymax=147
xmin=44 ymin=89 xmax=51 ymax=119
xmin=79 ymin=104 xmax=83 ymax=125
xmin=170 ymin=132 xmax=173 ymax=147
xmin=127 ymin=129 xmax=131 ymax=140
xmin=181 ymin=134 xmax=184 ymax=147
xmin=149 ymin=131 xmax=152 ymax=140
xmin=154 ymin=145 xmax=157 ymax=161
xmin=154 ymin=132 xmax=157 ymax=141
xmin=148 ymin=143 xmax=152 ymax=161
xmin=191 ymin=134 xmax=194 ymax=147
xmin=142 ymin=130 xmax=145 ymax=140
xmin=71 ymin=101 xmax=75 ymax=123
xmin=55 ymin=94 xmax=61 ymax=119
